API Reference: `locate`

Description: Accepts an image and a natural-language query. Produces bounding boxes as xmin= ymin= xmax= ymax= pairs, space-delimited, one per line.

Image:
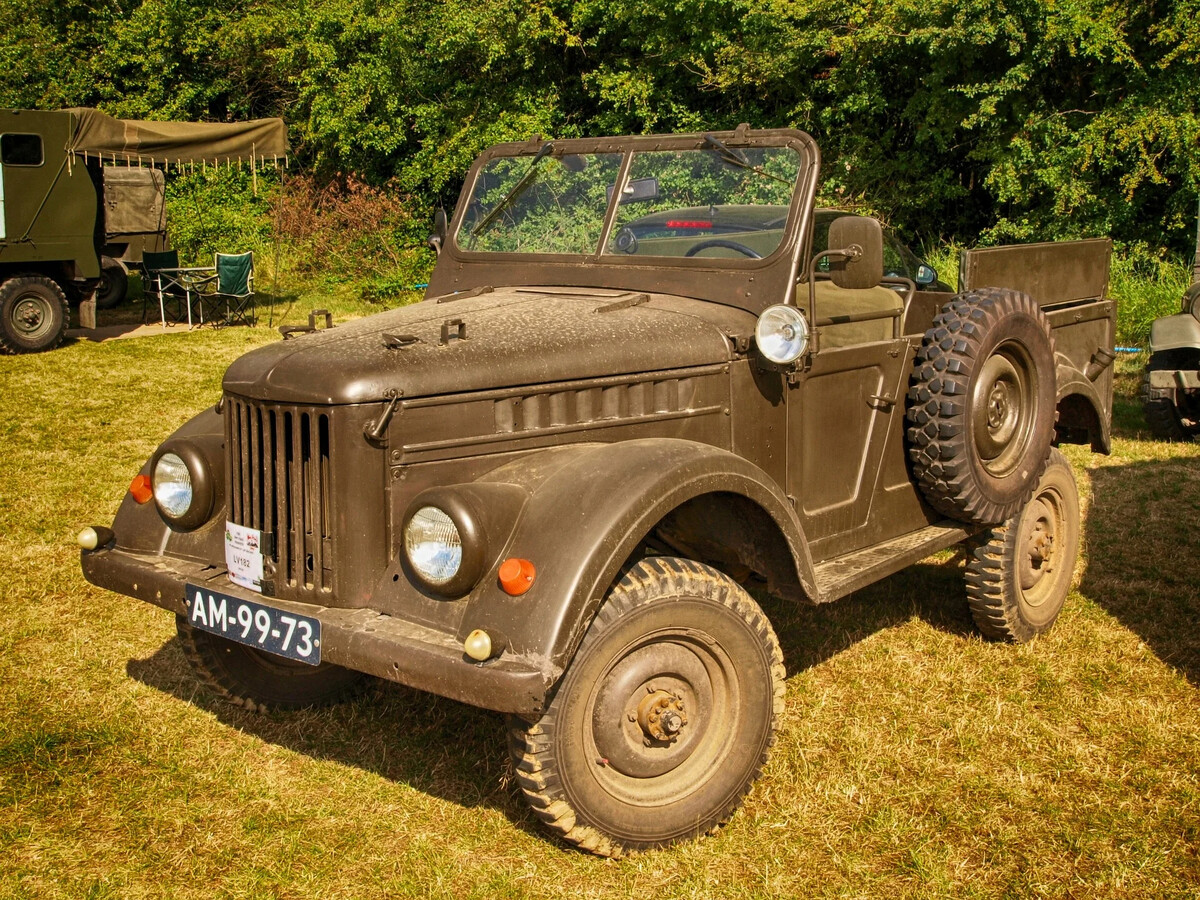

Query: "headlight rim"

xmin=401 ymin=491 xmax=488 ymax=598
xmin=150 ymin=440 xmax=217 ymax=532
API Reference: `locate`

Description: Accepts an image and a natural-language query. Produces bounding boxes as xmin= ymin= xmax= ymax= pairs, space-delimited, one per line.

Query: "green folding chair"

xmin=141 ymin=249 xmax=187 ymax=326
xmin=206 ymin=252 xmax=256 ymax=326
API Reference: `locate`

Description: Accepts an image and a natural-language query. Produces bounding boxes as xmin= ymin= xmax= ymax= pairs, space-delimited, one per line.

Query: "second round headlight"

xmin=153 ymin=452 xmax=194 ymax=519
xmin=404 ymin=506 xmax=463 ymax=587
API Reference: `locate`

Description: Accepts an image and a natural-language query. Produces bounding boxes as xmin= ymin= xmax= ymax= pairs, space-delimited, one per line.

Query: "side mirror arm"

xmin=802 ymin=243 xmax=863 ymax=354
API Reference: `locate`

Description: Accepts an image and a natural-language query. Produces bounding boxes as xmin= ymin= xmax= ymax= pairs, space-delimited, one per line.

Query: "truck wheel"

xmin=907 ymin=287 xmax=1056 ymax=524
xmin=1140 ymin=353 xmax=1198 ymax=441
xmin=95 ymin=256 xmax=129 ymax=310
xmin=176 ymin=615 xmax=366 ymax=712
xmin=508 ymin=557 xmax=785 ymax=857
xmin=963 ymin=448 xmax=1079 ymax=643
xmin=0 ymin=274 xmax=70 ymax=354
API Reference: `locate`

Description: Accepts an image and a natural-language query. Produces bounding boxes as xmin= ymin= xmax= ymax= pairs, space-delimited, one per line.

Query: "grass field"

xmin=1 ymin=308 xmax=1198 ymax=898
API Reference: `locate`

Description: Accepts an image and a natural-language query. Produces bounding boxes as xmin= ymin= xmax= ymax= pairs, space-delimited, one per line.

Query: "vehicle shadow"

xmin=756 ymin=551 xmax=977 ymax=678
xmin=125 ymin=554 xmax=976 ymax=833
xmin=126 ymin=638 xmax=534 ymax=832
xmin=1079 ymin=456 xmax=1200 ymax=685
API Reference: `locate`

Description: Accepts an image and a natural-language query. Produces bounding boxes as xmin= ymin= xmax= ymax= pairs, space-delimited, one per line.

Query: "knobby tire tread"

xmin=176 ymin=615 xmax=366 ymax=713
xmin=507 ymin=557 xmax=785 ymax=858
xmin=906 ymin=287 xmax=1055 ymax=524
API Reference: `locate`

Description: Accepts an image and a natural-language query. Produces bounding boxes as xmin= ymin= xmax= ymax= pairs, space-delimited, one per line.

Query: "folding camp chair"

xmin=205 ymin=252 xmax=256 ymax=326
xmin=141 ymin=249 xmax=188 ymax=326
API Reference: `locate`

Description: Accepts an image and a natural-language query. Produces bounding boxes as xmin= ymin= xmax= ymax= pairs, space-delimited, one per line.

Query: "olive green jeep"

xmin=80 ymin=126 xmax=1115 ymax=856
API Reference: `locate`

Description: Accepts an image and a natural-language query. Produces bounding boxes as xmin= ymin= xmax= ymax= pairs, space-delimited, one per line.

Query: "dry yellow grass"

xmin=1 ymin=329 xmax=1197 ymax=898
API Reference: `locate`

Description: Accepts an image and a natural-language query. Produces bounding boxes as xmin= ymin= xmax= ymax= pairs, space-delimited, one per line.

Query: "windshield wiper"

xmin=702 ymin=134 xmax=793 ymax=186
xmin=470 ymin=141 xmax=555 ymax=237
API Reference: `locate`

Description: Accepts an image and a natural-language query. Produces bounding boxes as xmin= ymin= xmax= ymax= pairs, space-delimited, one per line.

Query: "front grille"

xmin=225 ymin=396 xmax=335 ymax=597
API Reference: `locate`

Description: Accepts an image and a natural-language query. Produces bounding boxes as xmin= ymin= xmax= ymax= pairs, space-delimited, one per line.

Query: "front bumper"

xmin=81 ymin=546 xmax=557 ymax=716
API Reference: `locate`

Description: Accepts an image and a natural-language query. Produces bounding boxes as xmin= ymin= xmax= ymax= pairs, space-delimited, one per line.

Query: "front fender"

xmin=1149 ymin=313 xmax=1200 ymax=355
xmin=456 ymin=438 xmax=815 ymax=679
xmin=106 ymin=406 xmax=227 ymax=563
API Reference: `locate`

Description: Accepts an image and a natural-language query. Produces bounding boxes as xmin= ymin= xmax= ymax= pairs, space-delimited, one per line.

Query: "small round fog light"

xmin=463 ymin=629 xmax=493 ymax=661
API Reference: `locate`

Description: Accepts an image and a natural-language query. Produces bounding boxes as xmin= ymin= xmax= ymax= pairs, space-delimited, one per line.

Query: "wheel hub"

xmin=15 ymin=297 xmax=47 ymax=334
xmin=987 ymin=383 xmax=1011 ymax=430
xmin=589 ymin=640 xmax=713 ymax=779
xmin=973 ymin=346 xmax=1036 ymax=476
xmin=637 ymin=688 xmax=688 ymax=743
xmin=1019 ymin=498 xmax=1059 ymax=595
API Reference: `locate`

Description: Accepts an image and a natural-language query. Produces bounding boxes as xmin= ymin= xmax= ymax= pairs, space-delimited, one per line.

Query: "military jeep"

xmin=80 ymin=126 xmax=1115 ymax=856
xmin=1141 ymin=281 xmax=1200 ymax=441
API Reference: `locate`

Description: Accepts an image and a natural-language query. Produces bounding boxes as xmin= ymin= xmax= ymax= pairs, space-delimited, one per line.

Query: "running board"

xmin=813 ymin=522 xmax=979 ymax=603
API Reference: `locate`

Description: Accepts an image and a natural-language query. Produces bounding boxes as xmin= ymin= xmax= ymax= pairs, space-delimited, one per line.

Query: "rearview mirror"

xmin=827 ymin=216 xmax=884 ymax=290
xmin=915 ymin=263 xmax=938 ymax=286
xmin=428 ymin=208 xmax=448 ymax=256
xmin=607 ymin=177 xmax=660 ymax=205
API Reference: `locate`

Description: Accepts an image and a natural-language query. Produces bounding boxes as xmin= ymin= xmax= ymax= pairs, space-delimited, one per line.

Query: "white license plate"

xmin=185 ymin=584 xmax=321 ymax=665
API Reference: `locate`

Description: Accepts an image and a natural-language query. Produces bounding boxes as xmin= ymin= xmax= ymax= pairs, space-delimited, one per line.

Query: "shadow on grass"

xmin=1081 ymin=457 xmax=1200 ymax=685
xmin=125 ymin=637 xmax=535 ymax=832
xmin=122 ymin=553 xmax=979 ymax=841
xmin=758 ymin=553 xmax=977 ymax=678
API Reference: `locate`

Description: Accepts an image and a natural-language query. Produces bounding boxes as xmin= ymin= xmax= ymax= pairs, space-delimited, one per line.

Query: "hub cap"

xmin=973 ymin=344 xmax=1038 ymax=477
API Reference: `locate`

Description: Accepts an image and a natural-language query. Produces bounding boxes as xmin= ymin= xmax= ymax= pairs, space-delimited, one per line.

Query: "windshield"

xmin=457 ymin=142 xmax=804 ymax=261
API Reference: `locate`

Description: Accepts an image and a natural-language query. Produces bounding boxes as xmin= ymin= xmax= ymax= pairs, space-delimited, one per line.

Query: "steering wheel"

xmin=684 ymin=239 xmax=761 ymax=259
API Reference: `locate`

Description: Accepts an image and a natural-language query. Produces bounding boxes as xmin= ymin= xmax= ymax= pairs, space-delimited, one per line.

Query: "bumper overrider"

xmin=80 ymin=544 xmax=556 ymax=716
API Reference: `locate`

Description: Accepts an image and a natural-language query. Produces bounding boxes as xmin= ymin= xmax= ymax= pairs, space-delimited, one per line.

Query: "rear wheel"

xmin=176 ymin=615 xmax=365 ymax=712
xmin=964 ymin=448 xmax=1080 ymax=643
xmin=95 ymin=256 xmax=129 ymax=309
xmin=0 ymin=274 xmax=69 ymax=354
xmin=509 ymin=557 xmax=785 ymax=857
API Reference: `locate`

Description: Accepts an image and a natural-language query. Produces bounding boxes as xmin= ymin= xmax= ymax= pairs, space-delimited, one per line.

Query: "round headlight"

xmin=153 ymin=452 xmax=194 ymax=518
xmin=405 ymin=506 xmax=463 ymax=587
xmin=149 ymin=438 xmax=220 ymax=532
xmin=755 ymin=304 xmax=810 ymax=364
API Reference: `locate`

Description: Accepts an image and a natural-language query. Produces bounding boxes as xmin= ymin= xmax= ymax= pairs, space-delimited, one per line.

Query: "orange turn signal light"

xmin=129 ymin=473 xmax=153 ymax=504
xmin=498 ymin=557 xmax=536 ymax=596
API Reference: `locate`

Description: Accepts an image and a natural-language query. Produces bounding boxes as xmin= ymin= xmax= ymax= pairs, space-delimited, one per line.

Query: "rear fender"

xmin=1055 ymin=361 xmax=1112 ymax=453
xmin=456 ymin=438 xmax=816 ymax=678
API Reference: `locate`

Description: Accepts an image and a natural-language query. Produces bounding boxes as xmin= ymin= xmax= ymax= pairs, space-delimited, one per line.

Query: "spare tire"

xmin=96 ymin=256 xmax=129 ymax=309
xmin=907 ymin=287 xmax=1056 ymax=524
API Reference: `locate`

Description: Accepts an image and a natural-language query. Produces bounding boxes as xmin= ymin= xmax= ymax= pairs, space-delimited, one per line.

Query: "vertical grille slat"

xmin=225 ymin=396 xmax=335 ymax=599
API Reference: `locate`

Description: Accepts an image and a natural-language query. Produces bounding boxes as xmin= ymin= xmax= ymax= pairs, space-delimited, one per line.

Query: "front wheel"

xmin=964 ymin=448 xmax=1080 ymax=643
xmin=176 ymin=616 xmax=366 ymax=712
xmin=509 ymin=557 xmax=785 ymax=857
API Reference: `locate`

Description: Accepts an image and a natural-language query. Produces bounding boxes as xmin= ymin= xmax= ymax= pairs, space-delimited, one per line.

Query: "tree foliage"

xmin=2 ymin=0 xmax=1197 ymax=252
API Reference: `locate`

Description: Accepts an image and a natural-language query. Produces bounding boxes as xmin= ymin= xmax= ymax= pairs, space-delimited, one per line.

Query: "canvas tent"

xmin=64 ymin=107 xmax=288 ymax=168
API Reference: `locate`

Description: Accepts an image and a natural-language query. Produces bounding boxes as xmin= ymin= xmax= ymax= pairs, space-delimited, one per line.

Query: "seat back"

xmin=142 ymin=249 xmax=179 ymax=273
xmin=215 ymin=252 xmax=253 ymax=296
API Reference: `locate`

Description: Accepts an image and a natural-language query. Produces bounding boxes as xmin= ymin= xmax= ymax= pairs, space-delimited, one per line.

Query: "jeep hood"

xmin=223 ymin=288 xmax=746 ymax=404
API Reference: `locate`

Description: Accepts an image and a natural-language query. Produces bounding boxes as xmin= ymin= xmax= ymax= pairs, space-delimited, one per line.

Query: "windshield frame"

xmin=433 ymin=128 xmax=821 ymax=314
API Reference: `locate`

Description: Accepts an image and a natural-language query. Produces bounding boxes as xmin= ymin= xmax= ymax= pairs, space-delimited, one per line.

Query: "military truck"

xmin=0 ymin=108 xmax=285 ymax=353
xmin=80 ymin=126 xmax=1115 ymax=856
xmin=1140 ymin=215 xmax=1200 ymax=440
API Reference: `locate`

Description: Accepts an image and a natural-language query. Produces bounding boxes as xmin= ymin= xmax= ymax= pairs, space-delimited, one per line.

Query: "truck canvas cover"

xmin=64 ymin=107 xmax=288 ymax=164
